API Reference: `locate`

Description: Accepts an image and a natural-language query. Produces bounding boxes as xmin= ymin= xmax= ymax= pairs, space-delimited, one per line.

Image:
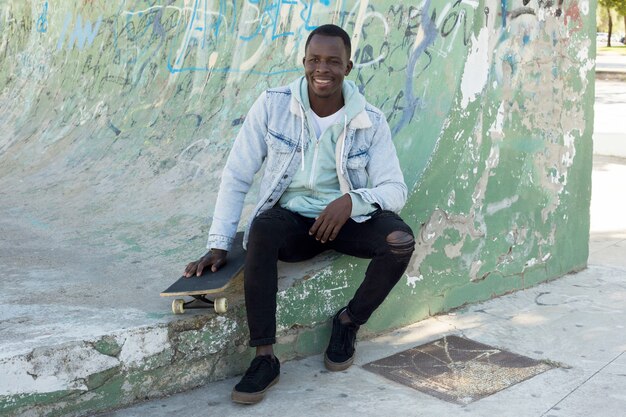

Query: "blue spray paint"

xmin=167 ymin=0 xmax=330 ymax=75
xmin=392 ymin=0 xmax=438 ymax=137
xmin=239 ymin=0 xmax=299 ymax=41
xmin=57 ymin=13 xmax=103 ymax=51
xmin=36 ymin=1 xmax=49 ymax=33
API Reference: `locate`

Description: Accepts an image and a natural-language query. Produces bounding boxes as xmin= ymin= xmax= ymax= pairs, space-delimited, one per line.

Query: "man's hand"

xmin=183 ymin=249 xmax=228 ymax=277
xmin=309 ymin=194 xmax=352 ymax=243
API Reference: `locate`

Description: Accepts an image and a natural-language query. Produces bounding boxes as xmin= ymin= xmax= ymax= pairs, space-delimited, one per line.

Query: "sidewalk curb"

xmin=595 ymin=71 xmax=626 ymax=81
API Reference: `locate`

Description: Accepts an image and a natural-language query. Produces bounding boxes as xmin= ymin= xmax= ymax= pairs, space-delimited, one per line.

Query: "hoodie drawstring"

xmin=340 ymin=114 xmax=347 ymax=175
xmin=299 ymin=105 xmax=305 ymax=171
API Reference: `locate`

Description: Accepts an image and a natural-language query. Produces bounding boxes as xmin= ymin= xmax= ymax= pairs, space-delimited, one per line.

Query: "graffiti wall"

xmin=0 ymin=0 xmax=593 ymax=329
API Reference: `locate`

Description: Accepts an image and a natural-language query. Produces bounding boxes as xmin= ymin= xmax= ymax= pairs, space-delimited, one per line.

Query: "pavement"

xmin=95 ymin=91 xmax=626 ymax=416
xmin=594 ymin=43 xmax=626 ymax=159
xmin=594 ymin=79 xmax=626 ymax=158
xmin=596 ymin=52 xmax=626 ymax=74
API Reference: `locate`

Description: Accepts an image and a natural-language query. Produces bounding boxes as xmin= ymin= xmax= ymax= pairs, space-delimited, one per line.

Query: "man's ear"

xmin=345 ymin=60 xmax=354 ymax=76
xmin=302 ymin=56 xmax=306 ymax=67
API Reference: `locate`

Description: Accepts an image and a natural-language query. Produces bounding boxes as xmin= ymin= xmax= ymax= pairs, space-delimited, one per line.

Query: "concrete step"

xmin=0 ymin=254 xmax=351 ymax=417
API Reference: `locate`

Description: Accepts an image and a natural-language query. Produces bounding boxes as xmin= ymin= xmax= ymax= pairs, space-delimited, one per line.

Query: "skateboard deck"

xmin=161 ymin=232 xmax=245 ymax=314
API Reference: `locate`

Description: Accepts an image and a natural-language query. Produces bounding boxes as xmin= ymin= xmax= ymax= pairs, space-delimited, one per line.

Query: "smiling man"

xmin=184 ymin=24 xmax=415 ymax=404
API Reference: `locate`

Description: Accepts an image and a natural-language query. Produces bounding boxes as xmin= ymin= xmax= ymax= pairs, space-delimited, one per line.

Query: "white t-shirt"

xmin=310 ymin=107 xmax=345 ymax=139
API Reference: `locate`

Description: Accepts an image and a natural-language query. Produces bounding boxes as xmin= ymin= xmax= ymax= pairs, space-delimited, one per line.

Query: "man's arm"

xmin=349 ymin=113 xmax=407 ymax=213
xmin=183 ymin=92 xmax=269 ymax=276
xmin=207 ymin=92 xmax=269 ymax=252
xmin=309 ymin=112 xmax=406 ymax=243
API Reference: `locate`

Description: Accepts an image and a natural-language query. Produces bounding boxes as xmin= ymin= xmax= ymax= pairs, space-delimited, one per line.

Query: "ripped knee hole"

xmin=386 ymin=231 xmax=415 ymax=256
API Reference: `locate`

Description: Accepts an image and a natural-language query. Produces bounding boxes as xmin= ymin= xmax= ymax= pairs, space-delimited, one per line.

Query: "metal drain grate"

xmin=363 ymin=335 xmax=555 ymax=404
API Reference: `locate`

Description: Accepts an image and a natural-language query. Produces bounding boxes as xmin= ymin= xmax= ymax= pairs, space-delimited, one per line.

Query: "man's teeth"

xmin=316 ymin=79 xmax=331 ymax=85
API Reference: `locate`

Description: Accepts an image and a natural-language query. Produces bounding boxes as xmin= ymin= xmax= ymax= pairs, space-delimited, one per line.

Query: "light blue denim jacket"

xmin=207 ymin=78 xmax=408 ymax=252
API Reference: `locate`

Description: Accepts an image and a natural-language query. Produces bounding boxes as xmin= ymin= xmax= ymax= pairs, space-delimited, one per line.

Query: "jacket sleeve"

xmin=350 ymin=113 xmax=408 ymax=214
xmin=207 ymin=92 xmax=268 ymax=251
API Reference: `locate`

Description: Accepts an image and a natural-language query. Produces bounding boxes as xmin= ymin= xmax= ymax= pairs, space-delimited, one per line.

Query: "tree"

xmin=617 ymin=0 xmax=626 ymax=43
xmin=600 ymin=0 xmax=615 ymax=46
xmin=601 ymin=0 xmax=626 ymax=46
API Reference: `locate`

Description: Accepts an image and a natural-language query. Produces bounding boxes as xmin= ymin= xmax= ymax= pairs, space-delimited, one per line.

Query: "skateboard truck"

xmin=171 ymin=295 xmax=228 ymax=315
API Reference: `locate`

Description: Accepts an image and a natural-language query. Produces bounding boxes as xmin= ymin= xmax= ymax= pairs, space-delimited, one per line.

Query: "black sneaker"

xmin=231 ymin=355 xmax=280 ymax=404
xmin=324 ymin=308 xmax=359 ymax=371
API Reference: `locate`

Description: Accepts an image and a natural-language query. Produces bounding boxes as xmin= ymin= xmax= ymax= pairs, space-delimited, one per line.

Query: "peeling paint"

xmin=486 ymin=195 xmax=520 ymax=215
xmin=117 ymin=328 xmax=170 ymax=370
xmin=460 ymin=27 xmax=490 ymax=108
xmin=0 ymin=344 xmax=119 ymax=396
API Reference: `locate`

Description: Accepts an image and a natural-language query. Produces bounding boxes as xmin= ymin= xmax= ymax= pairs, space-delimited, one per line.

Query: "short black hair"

xmin=304 ymin=24 xmax=351 ymax=59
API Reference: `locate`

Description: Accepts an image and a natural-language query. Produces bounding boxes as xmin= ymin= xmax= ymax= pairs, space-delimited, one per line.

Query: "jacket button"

xmin=268 ymin=198 xmax=274 ymax=202
xmin=283 ymin=175 xmax=288 ymax=179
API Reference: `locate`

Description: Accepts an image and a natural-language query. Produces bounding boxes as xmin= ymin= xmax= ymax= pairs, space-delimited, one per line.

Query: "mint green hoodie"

xmin=278 ymin=76 xmax=375 ymax=218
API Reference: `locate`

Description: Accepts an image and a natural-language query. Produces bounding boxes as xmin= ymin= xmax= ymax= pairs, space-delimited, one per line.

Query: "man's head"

xmin=304 ymin=24 xmax=352 ymax=59
xmin=303 ymin=24 xmax=353 ymax=104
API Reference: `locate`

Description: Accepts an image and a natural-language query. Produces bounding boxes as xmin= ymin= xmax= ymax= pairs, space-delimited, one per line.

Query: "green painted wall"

xmin=0 ymin=0 xmax=594 ymax=414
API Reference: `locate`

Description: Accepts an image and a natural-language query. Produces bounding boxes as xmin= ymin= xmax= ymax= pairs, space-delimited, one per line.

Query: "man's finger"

xmin=313 ymin=219 xmax=325 ymax=240
xmin=309 ymin=216 xmax=322 ymax=236
xmin=196 ymin=260 xmax=207 ymax=276
xmin=316 ymin=218 xmax=333 ymax=242
xmin=320 ymin=220 xmax=336 ymax=243
xmin=184 ymin=262 xmax=197 ymax=278
xmin=328 ymin=224 xmax=342 ymax=241
xmin=211 ymin=258 xmax=223 ymax=272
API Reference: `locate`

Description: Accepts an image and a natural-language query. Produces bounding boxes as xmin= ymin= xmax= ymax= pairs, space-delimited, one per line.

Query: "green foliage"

xmin=598 ymin=0 xmax=626 ymax=46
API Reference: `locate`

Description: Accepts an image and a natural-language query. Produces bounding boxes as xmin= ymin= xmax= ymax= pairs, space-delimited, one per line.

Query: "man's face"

xmin=303 ymin=34 xmax=353 ymax=101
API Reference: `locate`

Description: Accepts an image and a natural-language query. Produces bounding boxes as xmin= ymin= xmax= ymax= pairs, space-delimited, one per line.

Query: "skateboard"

xmin=161 ymin=232 xmax=245 ymax=315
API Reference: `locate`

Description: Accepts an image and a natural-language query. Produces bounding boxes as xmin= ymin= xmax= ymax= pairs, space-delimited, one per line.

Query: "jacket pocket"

xmin=267 ymin=128 xmax=298 ymax=153
xmin=346 ymin=151 xmax=369 ymax=188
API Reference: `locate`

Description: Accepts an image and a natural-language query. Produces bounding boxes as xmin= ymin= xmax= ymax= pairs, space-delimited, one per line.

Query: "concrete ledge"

xmin=0 ymin=254 xmax=349 ymax=417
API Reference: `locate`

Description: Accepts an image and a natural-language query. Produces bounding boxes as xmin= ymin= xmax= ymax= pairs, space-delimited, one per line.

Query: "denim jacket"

xmin=207 ymin=80 xmax=408 ymax=251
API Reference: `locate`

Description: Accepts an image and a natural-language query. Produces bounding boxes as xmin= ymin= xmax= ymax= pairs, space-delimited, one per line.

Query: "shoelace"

xmin=330 ymin=321 xmax=354 ymax=353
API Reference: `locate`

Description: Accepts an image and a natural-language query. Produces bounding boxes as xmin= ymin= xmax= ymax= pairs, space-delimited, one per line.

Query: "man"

xmin=184 ymin=24 xmax=415 ymax=404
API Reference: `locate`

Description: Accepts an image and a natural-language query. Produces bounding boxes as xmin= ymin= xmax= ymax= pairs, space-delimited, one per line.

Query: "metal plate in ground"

xmin=363 ymin=335 xmax=555 ymax=404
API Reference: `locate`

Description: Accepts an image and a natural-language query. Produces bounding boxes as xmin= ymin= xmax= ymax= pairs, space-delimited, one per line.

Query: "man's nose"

xmin=315 ymin=61 xmax=330 ymax=72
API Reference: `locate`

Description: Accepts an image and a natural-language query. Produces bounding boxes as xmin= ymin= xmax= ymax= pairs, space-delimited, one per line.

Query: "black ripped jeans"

xmin=244 ymin=207 xmax=415 ymax=347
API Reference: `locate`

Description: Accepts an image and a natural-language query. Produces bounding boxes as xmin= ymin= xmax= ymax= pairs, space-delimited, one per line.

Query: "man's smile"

xmin=313 ymin=78 xmax=333 ymax=85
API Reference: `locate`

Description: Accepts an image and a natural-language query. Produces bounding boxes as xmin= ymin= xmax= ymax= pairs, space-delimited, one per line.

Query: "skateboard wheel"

xmin=172 ymin=299 xmax=185 ymax=315
xmin=214 ymin=297 xmax=228 ymax=314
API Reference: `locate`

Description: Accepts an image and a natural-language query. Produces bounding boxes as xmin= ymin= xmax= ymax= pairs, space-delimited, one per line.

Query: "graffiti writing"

xmin=166 ymin=0 xmax=328 ymax=75
xmin=37 ymin=1 xmax=49 ymax=33
xmin=57 ymin=13 xmax=103 ymax=51
xmin=504 ymin=0 xmax=576 ymax=26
